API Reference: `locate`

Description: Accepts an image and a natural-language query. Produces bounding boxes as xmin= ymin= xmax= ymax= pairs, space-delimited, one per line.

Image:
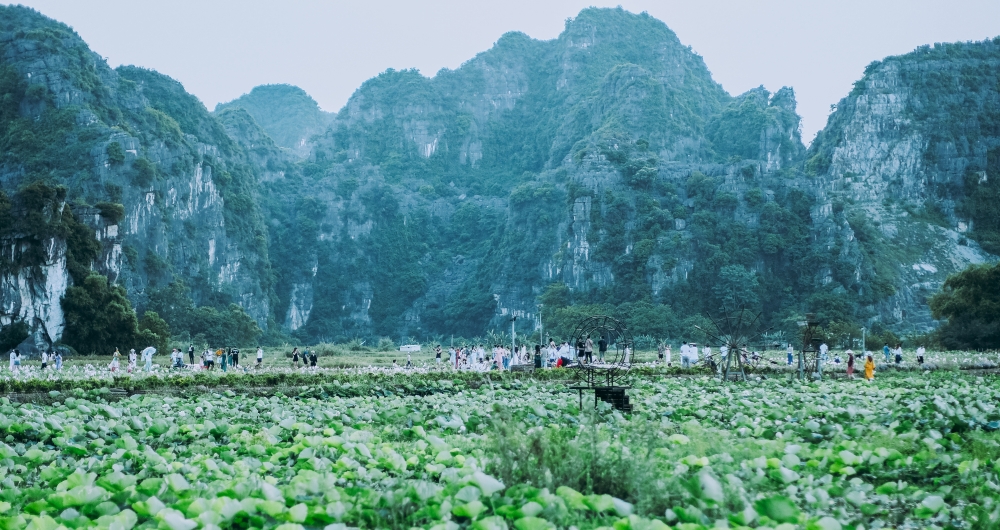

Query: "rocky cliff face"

xmin=0 ymin=5 xmax=271 ymax=351
xmin=806 ymin=39 xmax=1000 ymax=333
xmin=252 ymin=8 xmax=820 ymax=343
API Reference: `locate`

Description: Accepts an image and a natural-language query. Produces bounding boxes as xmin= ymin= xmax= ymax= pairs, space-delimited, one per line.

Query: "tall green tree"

xmin=62 ymin=272 xmax=142 ymax=354
xmin=929 ymin=262 xmax=1000 ymax=349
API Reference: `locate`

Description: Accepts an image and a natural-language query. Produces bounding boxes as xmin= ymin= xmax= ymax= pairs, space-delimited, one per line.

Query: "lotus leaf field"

xmin=1 ymin=369 xmax=1000 ymax=530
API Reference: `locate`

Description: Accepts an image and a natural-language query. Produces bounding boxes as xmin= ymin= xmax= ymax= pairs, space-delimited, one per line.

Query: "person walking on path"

xmin=54 ymin=351 xmax=62 ymax=371
xmin=310 ymin=350 xmax=318 ymax=368
xmin=864 ymin=354 xmax=876 ymax=382
xmin=291 ymin=347 xmax=300 ymax=369
xmin=883 ymin=343 xmax=891 ymax=363
xmin=846 ymin=349 xmax=855 ymax=379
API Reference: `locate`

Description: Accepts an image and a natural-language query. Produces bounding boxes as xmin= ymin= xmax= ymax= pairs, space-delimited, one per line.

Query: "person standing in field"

xmin=916 ymin=345 xmax=925 ymax=365
xmin=127 ymin=348 xmax=136 ymax=373
xmin=598 ymin=335 xmax=608 ymax=362
xmin=681 ymin=342 xmax=690 ymax=369
xmin=40 ymin=350 xmax=48 ymax=370
xmin=54 ymin=351 xmax=62 ymax=370
xmin=256 ymin=346 xmax=263 ymax=368
xmin=864 ymin=354 xmax=875 ymax=381
xmin=220 ymin=348 xmax=228 ymax=372
xmin=310 ymin=350 xmax=318 ymax=368
xmin=787 ymin=343 xmax=794 ymax=365
xmin=688 ymin=343 xmax=699 ymax=366
xmin=110 ymin=349 xmax=121 ymax=372
xmin=882 ymin=343 xmax=891 ymax=363
xmin=188 ymin=344 xmax=195 ymax=366
xmin=584 ymin=335 xmax=594 ymax=364
xmin=894 ymin=344 xmax=903 ymax=365
xmin=204 ymin=348 xmax=215 ymax=370
xmin=846 ymin=349 xmax=855 ymax=379
xmin=291 ymin=347 xmax=300 ymax=369
xmin=231 ymin=347 xmax=239 ymax=368
xmin=665 ymin=344 xmax=672 ymax=366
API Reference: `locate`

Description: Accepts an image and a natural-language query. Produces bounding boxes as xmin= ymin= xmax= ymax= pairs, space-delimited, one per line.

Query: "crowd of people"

xmin=6 ymin=337 xmax=931 ymax=380
xmin=649 ymin=340 xmax=929 ymax=382
xmin=419 ymin=335 xmax=633 ymax=371
xmin=6 ymin=348 xmax=63 ymax=372
xmin=164 ymin=345 xmax=267 ymax=372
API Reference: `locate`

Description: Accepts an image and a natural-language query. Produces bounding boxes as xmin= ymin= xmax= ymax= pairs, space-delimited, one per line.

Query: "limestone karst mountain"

xmin=0 ymin=5 xmax=996 ymax=353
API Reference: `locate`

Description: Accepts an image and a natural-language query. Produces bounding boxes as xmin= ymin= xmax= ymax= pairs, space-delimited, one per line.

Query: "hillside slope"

xmin=0 ymin=5 xmax=272 ymax=351
xmin=806 ymin=39 xmax=1000 ymax=333
xmin=253 ymin=8 xmax=827 ymax=343
xmin=214 ymin=84 xmax=332 ymax=157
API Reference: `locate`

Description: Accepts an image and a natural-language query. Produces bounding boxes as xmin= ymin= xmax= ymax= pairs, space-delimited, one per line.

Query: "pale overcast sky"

xmin=8 ymin=1 xmax=1000 ymax=143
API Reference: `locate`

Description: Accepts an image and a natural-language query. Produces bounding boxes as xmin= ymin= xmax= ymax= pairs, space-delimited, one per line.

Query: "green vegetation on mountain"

xmin=215 ymin=84 xmax=331 ymax=152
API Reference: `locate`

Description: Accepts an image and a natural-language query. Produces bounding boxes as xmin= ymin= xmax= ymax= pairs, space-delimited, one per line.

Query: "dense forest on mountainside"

xmin=0 ymin=5 xmax=997 ymax=353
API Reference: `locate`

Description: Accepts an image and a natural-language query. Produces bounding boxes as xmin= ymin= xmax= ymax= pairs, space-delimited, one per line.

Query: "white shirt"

xmin=257 ymin=348 xmax=263 ymax=359
xmin=41 ymin=352 xmax=48 ymax=363
xmin=680 ymin=344 xmax=689 ymax=359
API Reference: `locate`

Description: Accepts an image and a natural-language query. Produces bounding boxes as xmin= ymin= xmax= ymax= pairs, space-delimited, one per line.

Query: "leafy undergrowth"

xmin=0 ymin=374 xmax=998 ymax=529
